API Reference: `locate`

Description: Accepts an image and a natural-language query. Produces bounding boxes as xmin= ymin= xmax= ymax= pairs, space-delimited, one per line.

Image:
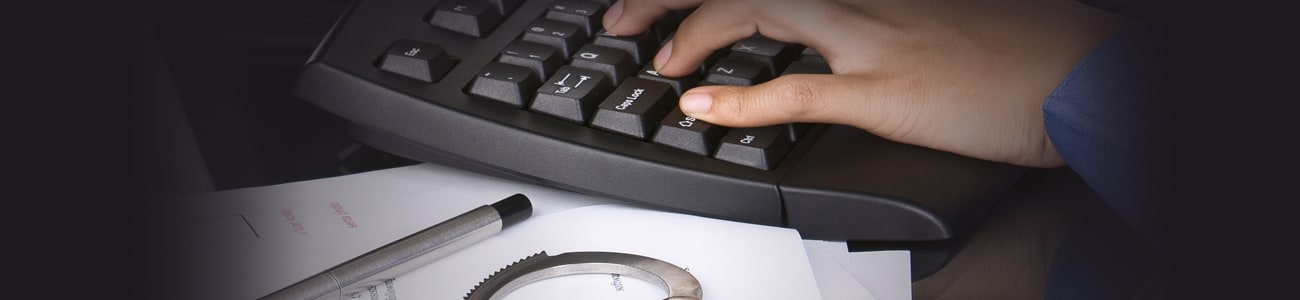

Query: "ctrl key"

xmin=377 ymin=40 xmax=458 ymax=83
xmin=713 ymin=126 xmax=793 ymax=170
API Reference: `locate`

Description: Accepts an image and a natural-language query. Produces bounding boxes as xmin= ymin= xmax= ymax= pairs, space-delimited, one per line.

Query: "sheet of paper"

xmin=163 ymin=163 xmax=618 ymax=300
xmin=802 ymin=240 xmax=913 ymax=300
xmin=845 ymin=249 xmax=912 ymax=300
xmin=804 ymin=240 xmax=878 ymax=300
xmin=161 ymin=163 xmax=820 ymax=299
xmin=398 ymin=204 xmax=822 ymax=299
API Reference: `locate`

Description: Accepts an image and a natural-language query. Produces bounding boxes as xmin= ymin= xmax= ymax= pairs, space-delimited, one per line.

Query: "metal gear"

xmin=464 ymin=251 xmax=703 ymax=300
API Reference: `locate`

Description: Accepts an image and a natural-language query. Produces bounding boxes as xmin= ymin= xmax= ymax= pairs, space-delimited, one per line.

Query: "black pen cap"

xmin=491 ymin=194 xmax=533 ymax=228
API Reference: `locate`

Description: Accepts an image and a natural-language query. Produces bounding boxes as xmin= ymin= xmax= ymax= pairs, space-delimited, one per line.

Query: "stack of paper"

xmin=161 ymin=163 xmax=850 ymax=299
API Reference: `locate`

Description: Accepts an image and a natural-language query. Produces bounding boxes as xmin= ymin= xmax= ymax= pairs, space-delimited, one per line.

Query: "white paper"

xmin=802 ymin=240 xmax=913 ymax=300
xmin=161 ymin=163 xmax=820 ymax=299
xmin=399 ymin=204 xmax=822 ymax=299
xmin=803 ymin=240 xmax=878 ymax=300
xmin=845 ymin=249 xmax=912 ymax=300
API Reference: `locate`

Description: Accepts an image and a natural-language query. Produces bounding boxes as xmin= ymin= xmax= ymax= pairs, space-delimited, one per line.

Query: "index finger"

xmin=655 ymin=0 xmax=873 ymax=77
xmin=603 ymin=0 xmax=705 ymax=36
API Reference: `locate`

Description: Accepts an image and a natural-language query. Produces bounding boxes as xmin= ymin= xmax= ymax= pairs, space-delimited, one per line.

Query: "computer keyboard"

xmin=294 ymin=0 xmax=1026 ymax=241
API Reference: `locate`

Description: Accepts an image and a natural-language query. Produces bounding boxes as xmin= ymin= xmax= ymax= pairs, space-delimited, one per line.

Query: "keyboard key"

xmin=652 ymin=108 xmax=727 ymax=155
xmin=784 ymin=47 xmax=832 ymax=75
xmin=590 ymin=78 xmax=675 ymax=139
xmin=531 ymin=66 xmax=614 ymax=123
xmin=637 ymin=62 xmax=698 ymax=95
xmin=545 ymin=0 xmax=607 ymax=37
xmin=729 ymin=35 xmax=803 ymax=77
xmin=522 ymin=18 xmax=587 ymax=58
xmin=593 ymin=29 xmax=659 ymax=65
xmin=713 ymin=126 xmax=794 ymax=170
xmin=377 ymin=40 xmax=457 ymax=83
xmin=701 ymin=57 xmax=771 ymax=87
xmin=468 ymin=62 xmax=541 ymax=107
xmin=498 ymin=40 xmax=563 ymax=79
xmin=570 ymin=44 xmax=637 ymax=86
xmin=429 ymin=0 xmax=503 ymax=38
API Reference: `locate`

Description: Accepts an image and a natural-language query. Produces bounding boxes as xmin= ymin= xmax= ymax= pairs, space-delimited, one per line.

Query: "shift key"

xmin=652 ymin=108 xmax=727 ymax=156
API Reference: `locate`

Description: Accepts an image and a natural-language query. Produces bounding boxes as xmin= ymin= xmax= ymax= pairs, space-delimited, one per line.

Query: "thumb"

xmin=679 ymin=74 xmax=902 ymax=132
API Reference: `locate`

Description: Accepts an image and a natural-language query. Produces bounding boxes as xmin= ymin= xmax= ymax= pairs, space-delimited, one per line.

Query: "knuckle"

xmin=711 ymin=88 xmax=751 ymax=122
xmin=768 ymin=76 xmax=821 ymax=118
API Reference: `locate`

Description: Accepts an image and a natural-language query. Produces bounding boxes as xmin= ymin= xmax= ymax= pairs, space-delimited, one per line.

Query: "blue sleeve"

xmin=1042 ymin=27 xmax=1168 ymax=249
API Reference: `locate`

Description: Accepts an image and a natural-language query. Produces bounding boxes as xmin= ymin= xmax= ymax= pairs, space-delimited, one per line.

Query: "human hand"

xmin=603 ymin=0 xmax=1130 ymax=167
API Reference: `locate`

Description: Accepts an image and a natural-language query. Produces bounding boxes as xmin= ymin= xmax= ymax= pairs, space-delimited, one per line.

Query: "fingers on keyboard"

xmin=443 ymin=3 xmax=835 ymax=170
xmin=702 ymin=57 xmax=771 ymax=87
xmin=652 ymin=108 xmax=727 ymax=156
xmin=729 ymin=34 xmax=804 ymax=78
xmin=637 ymin=62 xmax=698 ymax=96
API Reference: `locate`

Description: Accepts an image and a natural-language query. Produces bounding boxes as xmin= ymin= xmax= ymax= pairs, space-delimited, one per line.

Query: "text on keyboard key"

xmin=531 ymin=66 xmax=613 ymax=123
xmin=498 ymin=40 xmax=563 ymax=79
xmin=570 ymin=44 xmax=637 ymax=86
xmin=429 ymin=0 xmax=503 ymax=38
xmin=590 ymin=78 xmax=675 ymax=139
xmin=545 ymin=0 xmax=607 ymax=37
xmin=637 ymin=62 xmax=699 ymax=95
xmin=652 ymin=108 xmax=728 ymax=155
xmin=729 ymin=34 xmax=803 ymax=77
xmin=713 ymin=125 xmax=794 ymax=170
xmin=468 ymin=62 xmax=540 ymax=107
xmin=702 ymin=57 xmax=770 ymax=87
xmin=522 ymin=18 xmax=587 ymax=58
xmin=377 ymin=40 xmax=457 ymax=83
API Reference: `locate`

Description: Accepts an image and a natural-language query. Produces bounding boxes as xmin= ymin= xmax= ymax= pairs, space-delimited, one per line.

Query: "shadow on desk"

xmin=909 ymin=167 xmax=1164 ymax=300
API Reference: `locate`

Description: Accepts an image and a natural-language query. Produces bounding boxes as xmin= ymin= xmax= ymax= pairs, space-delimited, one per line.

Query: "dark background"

xmin=9 ymin=0 xmax=1293 ymax=298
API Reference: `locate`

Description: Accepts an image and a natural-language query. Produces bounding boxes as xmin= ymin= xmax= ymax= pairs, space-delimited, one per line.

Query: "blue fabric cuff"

xmin=1042 ymin=27 xmax=1167 ymax=248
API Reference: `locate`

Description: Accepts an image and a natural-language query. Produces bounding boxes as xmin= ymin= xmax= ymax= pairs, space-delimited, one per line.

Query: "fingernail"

xmin=654 ymin=40 xmax=673 ymax=71
xmin=602 ymin=0 xmax=624 ymax=31
xmin=680 ymin=92 xmax=712 ymax=114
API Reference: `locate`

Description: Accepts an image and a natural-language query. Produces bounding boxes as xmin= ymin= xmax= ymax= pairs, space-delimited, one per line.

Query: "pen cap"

xmin=491 ymin=194 xmax=532 ymax=227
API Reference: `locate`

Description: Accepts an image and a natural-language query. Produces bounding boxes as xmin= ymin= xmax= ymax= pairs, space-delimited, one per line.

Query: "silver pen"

xmin=259 ymin=193 xmax=533 ymax=300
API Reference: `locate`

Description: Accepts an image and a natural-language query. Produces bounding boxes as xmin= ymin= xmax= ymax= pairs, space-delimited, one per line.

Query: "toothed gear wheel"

xmin=464 ymin=251 xmax=703 ymax=300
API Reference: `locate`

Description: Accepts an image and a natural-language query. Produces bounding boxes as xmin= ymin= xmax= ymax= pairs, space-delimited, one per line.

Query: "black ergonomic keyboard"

xmin=294 ymin=0 xmax=1026 ymax=241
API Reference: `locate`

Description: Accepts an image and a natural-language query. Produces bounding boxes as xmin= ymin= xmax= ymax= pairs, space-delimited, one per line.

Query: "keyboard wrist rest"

xmin=781 ymin=126 xmax=1026 ymax=240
